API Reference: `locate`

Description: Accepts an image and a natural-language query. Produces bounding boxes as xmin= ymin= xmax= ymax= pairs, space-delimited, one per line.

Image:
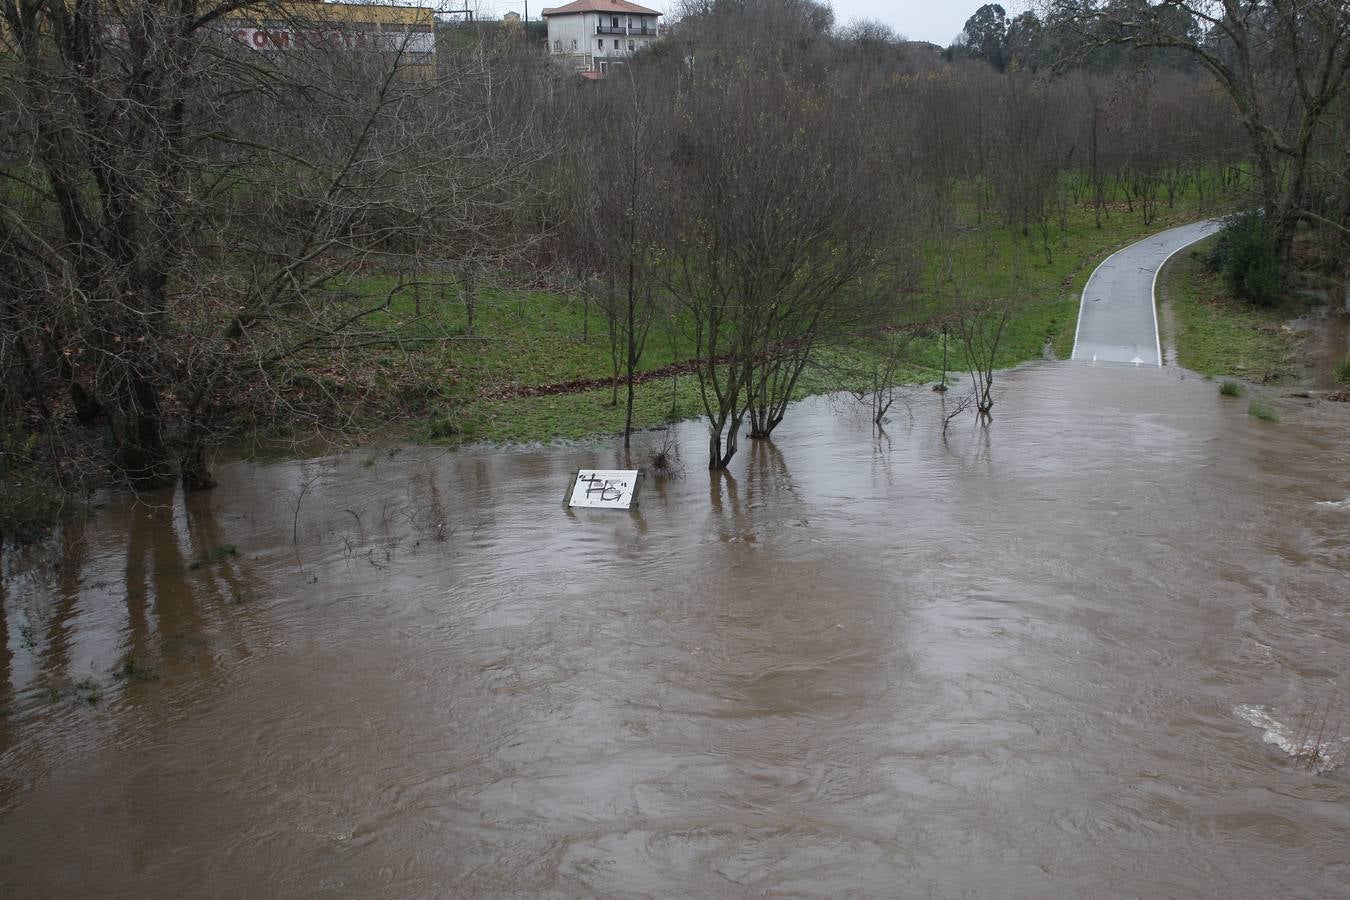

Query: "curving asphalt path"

xmin=1071 ymin=219 xmax=1222 ymax=366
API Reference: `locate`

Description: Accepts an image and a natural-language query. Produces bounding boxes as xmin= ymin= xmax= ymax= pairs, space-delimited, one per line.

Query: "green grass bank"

xmin=1157 ymin=235 xmax=1316 ymax=384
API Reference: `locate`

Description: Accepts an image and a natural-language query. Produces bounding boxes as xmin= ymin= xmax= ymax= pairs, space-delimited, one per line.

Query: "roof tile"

xmin=542 ymin=0 xmax=662 ymax=17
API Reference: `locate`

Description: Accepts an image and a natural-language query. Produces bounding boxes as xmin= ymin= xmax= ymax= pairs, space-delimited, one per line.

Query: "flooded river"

xmin=2 ymin=363 xmax=1348 ymax=898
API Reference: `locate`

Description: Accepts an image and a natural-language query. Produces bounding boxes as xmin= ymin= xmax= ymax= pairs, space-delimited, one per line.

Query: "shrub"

xmin=114 ymin=654 xmax=159 ymax=682
xmin=187 ymin=545 xmax=238 ymax=570
xmin=0 ymin=432 xmax=67 ymax=545
xmin=1248 ymin=399 xmax=1279 ymax=422
xmin=1206 ymin=211 xmax=1282 ymax=306
xmin=1219 ymin=380 xmax=1245 ymax=397
xmin=1334 ymin=355 xmax=1350 ymax=385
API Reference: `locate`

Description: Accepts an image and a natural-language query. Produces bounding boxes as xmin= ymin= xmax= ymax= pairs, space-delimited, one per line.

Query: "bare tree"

xmin=569 ymin=67 xmax=670 ymax=447
xmin=0 ymin=0 xmax=550 ymax=491
xmin=826 ymin=329 xmax=920 ymax=429
xmin=988 ymin=71 xmax=1070 ymax=258
xmin=953 ymin=294 xmax=1015 ymax=423
xmin=663 ymin=69 xmax=907 ymax=469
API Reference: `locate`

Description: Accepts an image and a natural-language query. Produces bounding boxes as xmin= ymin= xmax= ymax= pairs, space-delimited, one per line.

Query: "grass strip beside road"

xmin=1157 ymin=236 xmax=1311 ymax=384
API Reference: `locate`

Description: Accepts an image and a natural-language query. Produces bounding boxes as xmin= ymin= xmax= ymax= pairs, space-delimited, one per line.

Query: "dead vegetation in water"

xmin=1291 ymin=698 xmax=1346 ymax=775
xmin=1247 ymin=398 xmax=1280 ymax=422
xmin=187 ymin=545 xmax=237 ymax=571
xmin=645 ymin=428 xmax=685 ymax=480
xmin=113 ymin=654 xmax=159 ymax=683
xmin=46 ymin=676 xmax=101 ymax=706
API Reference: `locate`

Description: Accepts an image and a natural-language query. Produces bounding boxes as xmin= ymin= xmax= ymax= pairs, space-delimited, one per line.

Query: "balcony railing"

xmin=596 ymin=25 xmax=658 ymax=35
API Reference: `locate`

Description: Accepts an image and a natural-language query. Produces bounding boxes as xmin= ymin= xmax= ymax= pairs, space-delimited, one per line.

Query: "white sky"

xmin=446 ymin=0 xmax=1032 ymax=48
xmin=816 ymin=0 xmax=989 ymax=46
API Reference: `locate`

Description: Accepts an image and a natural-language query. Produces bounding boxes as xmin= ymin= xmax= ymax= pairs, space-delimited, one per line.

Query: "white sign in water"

xmin=568 ymin=469 xmax=641 ymax=509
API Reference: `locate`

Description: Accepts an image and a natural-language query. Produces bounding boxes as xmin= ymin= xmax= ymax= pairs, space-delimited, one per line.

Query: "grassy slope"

xmin=328 ymin=191 xmax=1236 ymax=446
xmin=1158 ymin=236 xmax=1312 ymax=383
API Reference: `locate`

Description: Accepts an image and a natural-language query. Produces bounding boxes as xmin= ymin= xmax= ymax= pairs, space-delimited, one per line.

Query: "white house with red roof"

xmin=541 ymin=0 xmax=662 ymax=75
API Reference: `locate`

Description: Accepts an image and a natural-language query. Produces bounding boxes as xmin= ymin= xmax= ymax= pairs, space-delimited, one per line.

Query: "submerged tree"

xmin=953 ymin=295 xmax=1015 ymax=422
xmin=663 ymin=68 xmax=907 ymax=469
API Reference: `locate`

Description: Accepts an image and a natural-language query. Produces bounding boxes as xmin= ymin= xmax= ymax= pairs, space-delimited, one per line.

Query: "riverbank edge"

xmin=1156 ymin=234 xmax=1347 ymax=390
xmin=423 ymin=212 xmax=1243 ymax=452
xmin=0 ymin=209 xmax=1236 ymax=546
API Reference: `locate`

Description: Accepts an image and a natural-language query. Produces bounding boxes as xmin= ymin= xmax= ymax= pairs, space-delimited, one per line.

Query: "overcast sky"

xmin=477 ymin=0 xmax=1032 ymax=48
xmin=825 ymin=0 xmax=983 ymax=46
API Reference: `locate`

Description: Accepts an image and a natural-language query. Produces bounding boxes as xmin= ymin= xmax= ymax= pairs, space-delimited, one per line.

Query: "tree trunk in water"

xmin=180 ymin=442 xmax=217 ymax=491
xmin=747 ymin=399 xmax=783 ymax=439
xmin=116 ymin=377 xmax=171 ymax=486
xmin=707 ymin=414 xmax=740 ymax=470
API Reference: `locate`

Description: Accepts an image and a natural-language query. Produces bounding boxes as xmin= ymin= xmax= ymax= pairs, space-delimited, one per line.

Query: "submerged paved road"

xmin=1072 ymin=219 xmax=1222 ymax=365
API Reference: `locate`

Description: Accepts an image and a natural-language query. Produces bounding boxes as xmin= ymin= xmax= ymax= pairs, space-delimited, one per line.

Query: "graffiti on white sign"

xmin=568 ymin=470 xmax=642 ymax=509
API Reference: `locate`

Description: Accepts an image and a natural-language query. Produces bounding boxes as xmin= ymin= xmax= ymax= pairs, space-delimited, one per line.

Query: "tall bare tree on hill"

xmin=1051 ymin=0 xmax=1350 ymax=267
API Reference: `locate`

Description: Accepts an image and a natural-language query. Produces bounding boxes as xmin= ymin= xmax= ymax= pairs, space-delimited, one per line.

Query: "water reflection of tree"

xmin=706 ymin=439 xmax=809 ymax=544
xmin=708 ymin=468 xmax=742 ymax=540
xmin=0 ymin=576 xmax=12 ymax=745
xmin=939 ymin=401 xmax=996 ymax=476
xmin=746 ymin=439 xmax=800 ymax=507
xmin=181 ymin=490 xmax=259 ymax=659
xmin=460 ymin=457 xmax=499 ymax=545
xmin=404 ymin=460 xmax=452 ymax=545
xmin=39 ymin=519 xmax=93 ymax=689
xmin=124 ymin=500 xmax=204 ymax=675
xmin=12 ymin=489 xmax=268 ymax=697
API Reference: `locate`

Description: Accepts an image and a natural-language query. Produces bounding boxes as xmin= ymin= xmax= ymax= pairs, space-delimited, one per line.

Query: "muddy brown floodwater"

xmin=2 ymin=363 xmax=1349 ymax=898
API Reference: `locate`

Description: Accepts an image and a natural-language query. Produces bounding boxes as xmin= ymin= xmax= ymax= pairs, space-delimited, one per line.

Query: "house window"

xmin=598 ymin=39 xmax=603 ymax=51
xmin=611 ymin=16 xmax=618 ymax=28
xmin=613 ymin=38 xmax=618 ymax=49
xmin=628 ymin=40 xmax=634 ymax=51
xmin=553 ymin=39 xmax=561 ymax=51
